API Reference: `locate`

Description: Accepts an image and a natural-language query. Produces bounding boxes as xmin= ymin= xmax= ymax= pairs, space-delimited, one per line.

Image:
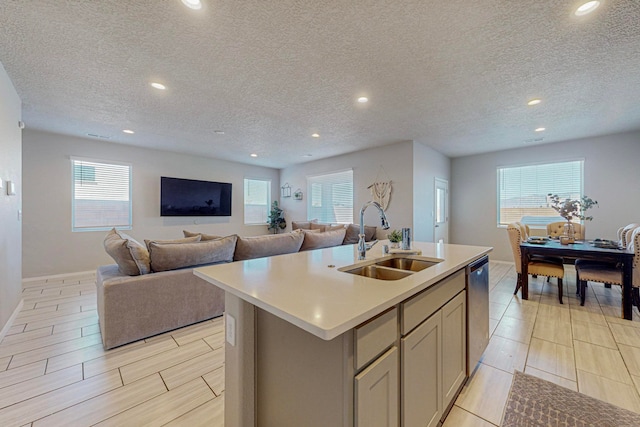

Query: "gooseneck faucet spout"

xmin=358 ymin=201 xmax=390 ymax=260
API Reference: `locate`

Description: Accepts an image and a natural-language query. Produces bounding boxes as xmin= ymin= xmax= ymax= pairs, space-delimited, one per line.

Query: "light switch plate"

xmin=226 ymin=313 xmax=236 ymax=347
xmin=0 ymin=178 xmax=3 ymax=190
xmin=7 ymin=181 xmax=15 ymax=196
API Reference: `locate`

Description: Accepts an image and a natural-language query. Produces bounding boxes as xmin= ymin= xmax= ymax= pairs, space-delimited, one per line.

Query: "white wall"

xmin=450 ymin=131 xmax=640 ymax=261
xmin=22 ymin=130 xmax=280 ymax=277
xmin=279 ymin=141 xmax=451 ymax=241
xmin=0 ymin=62 xmax=23 ymax=333
xmin=413 ymin=142 xmax=451 ymax=242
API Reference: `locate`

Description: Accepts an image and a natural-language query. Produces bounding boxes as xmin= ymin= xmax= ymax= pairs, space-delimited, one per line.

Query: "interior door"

xmin=434 ymin=178 xmax=449 ymax=243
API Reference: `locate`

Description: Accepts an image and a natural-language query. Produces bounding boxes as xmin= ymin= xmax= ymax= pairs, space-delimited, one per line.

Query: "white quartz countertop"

xmin=194 ymin=241 xmax=492 ymax=340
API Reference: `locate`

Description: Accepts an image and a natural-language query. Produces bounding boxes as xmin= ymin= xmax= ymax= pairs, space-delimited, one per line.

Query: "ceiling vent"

xmin=524 ymin=137 xmax=545 ymax=143
xmin=87 ymin=133 xmax=111 ymax=139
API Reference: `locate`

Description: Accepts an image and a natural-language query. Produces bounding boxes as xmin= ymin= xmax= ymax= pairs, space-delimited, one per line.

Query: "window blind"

xmin=71 ymin=157 xmax=132 ymax=231
xmin=244 ymin=178 xmax=271 ymax=224
xmin=497 ymin=160 xmax=583 ymax=226
xmin=307 ymin=169 xmax=353 ymax=224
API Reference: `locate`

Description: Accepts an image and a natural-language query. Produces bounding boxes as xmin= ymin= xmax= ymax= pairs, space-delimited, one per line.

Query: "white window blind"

xmin=244 ymin=178 xmax=271 ymax=224
xmin=307 ymin=169 xmax=353 ymax=224
xmin=497 ymin=160 xmax=583 ymax=226
xmin=71 ymin=157 xmax=132 ymax=232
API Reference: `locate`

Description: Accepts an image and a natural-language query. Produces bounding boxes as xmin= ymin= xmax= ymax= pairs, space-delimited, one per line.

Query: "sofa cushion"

xmin=234 ymin=230 xmax=305 ymax=261
xmin=292 ymin=220 xmax=317 ymax=230
xmin=103 ymin=228 xmax=151 ymax=276
xmin=182 ymin=230 xmax=222 ymax=241
xmin=300 ymin=228 xmax=347 ymax=251
xmin=144 ymin=235 xmax=201 ymax=250
xmin=148 ymin=235 xmax=238 ymax=272
xmin=343 ymin=224 xmax=377 ymax=244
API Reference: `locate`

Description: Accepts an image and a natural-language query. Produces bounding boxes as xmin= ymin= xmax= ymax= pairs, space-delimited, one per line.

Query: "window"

xmin=497 ymin=160 xmax=583 ymax=226
xmin=307 ymin=169 xmax=353 ymax=224
xmin=71 ymin=157 xmax=132 ymax=232
xmin=244 ymin=178 xmax=271 ymax=224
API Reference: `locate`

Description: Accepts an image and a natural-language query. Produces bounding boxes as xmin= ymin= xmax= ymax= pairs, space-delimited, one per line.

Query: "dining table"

xmin=520 ymin=239 xmax=634 ymax=320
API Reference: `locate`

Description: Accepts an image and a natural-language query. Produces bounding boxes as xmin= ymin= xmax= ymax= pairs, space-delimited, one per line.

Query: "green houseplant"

xmin=267 ymin=200 xmax=287 ymax=234
xmin=387 ymin=229 xmax=403 ymax=248
xmin=547 ymin=194 xmax=598 ymax=241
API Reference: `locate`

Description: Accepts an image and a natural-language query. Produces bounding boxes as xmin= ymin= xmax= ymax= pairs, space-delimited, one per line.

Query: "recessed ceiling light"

xmin=150 ymin=82 xmax=166 ymax=90
xmin=535 ymin=127 xmax=546 ymax=132
xmin=357 ymin=97 xmax=369 ymax=103
xmin=122 ymin=129 xmax=135 ymax=134
xmin=250 ymin=153 xmax=258 ymax=158
xmin=311 ymin=133 xmax=320 ymax=138
xmin=527 ymin=98 xmax=542 ymax=106
xmin=181 ymin=0 xmax=202 ymax=10
xmin=575 ymin=1 xmax=600 ymax=16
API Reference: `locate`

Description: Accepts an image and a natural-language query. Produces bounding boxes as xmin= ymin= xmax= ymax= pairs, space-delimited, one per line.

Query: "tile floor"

xmin=0 ymin=261 xmax=639 ymax=426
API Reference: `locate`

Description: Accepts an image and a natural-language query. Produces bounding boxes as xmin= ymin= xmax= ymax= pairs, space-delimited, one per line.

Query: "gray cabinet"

xmin=401 ymin=310 xmax=442 ymax=427
xmin=401 ymin=289 xmax=466 ymax=427
xmin=442 ymin=291 xmax=466 ymax=411
xmin=355 ymin=346 xmax=399 ymax=427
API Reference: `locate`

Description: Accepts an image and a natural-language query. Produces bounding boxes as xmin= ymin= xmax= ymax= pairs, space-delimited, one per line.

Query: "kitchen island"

xmin=195 ymin=241 xmax=492 ymax=427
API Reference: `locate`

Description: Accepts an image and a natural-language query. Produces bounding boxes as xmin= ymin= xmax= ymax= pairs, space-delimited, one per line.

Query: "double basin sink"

xmin=338 ymin=255 xmax=443 ymax=280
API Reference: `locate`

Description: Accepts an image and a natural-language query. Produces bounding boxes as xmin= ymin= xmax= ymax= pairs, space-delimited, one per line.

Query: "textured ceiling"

xmin=1 ymin=1 xmax=639 ymax=168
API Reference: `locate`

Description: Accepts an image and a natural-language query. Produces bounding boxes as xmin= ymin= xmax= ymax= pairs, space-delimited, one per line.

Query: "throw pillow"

xmin=103 ymin=228 xmax=151 ymax=276
xmin=183 ymin=230 xmax=222 ymax=241
xmin=343 ymin=224 xmax=377 ymax=244
xmin=144 ymin=235 xmax=201 ymax=250
xmin=148 ymin=234 xmax=238 ymax=272
xmin=300 ymin=228 xmax=347 ymax=251
xmin=234 ymin=230 xmax=305 ymax=261
xmin=310 ymin=222 xmax=327 ymax=232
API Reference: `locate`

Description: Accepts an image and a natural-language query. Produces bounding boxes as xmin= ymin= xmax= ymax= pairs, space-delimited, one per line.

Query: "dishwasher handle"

xmin=467 ymin=256 xmax=489 ymax=274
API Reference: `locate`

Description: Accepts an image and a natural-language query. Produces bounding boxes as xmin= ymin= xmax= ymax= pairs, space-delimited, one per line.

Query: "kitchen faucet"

xmin=358 ymin=201 xmax=390 ymax=260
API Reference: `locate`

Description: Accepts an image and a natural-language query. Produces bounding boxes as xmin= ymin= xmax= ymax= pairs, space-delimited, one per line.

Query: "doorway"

xmin=434 ymin=178 xmax=449 ymax=243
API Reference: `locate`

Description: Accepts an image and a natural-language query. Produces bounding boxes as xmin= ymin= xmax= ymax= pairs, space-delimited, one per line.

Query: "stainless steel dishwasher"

xmin=466 ymin=255 xmax=489 ymax=376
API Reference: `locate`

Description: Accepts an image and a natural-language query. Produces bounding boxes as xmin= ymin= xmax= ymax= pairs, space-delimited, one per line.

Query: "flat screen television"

xmin=160 ymin=176 xmax=232 ymax=216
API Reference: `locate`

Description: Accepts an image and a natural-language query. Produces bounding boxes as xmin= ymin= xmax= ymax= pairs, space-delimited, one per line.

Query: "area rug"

xmin=501 ymin=371 xmax=640 ymax=427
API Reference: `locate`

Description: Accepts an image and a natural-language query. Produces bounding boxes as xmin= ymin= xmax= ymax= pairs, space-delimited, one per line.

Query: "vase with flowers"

xmin=547 ymin=194 xmax=598 ymax=242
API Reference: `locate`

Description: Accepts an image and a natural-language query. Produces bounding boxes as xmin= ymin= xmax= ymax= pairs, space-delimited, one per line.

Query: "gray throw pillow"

xmin=144 ymin=235 xmax=201 ymax=250
xmin=300 ymin=228 xmax=347 ymax=251
xmin=234 ymin=230 xmax=305 ymax=261
xmin=103 ymin=228 xmax=151 ymax=276
xmin=343 ymin=224 xmax=377 ymax=244
xmin=183 ymin=230 xmax=222 ymax=241
xmin=148 ymin=234 xmax=238 ymax=272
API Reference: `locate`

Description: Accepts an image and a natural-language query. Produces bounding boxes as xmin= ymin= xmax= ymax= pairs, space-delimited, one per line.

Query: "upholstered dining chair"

xmin=575 ymin=227 xmax=640 ymax=311
xmin=547 ymin=221 xmax=585 ymax=240
xmin=507 ymin=223 xmax=566 ymax=304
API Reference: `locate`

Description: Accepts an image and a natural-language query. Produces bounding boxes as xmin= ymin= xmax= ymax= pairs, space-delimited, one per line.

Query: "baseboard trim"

xmin=22 ymin=270 xmax=96 ymax=284
xmin=0 ymin=299 xmax=24 ymax=343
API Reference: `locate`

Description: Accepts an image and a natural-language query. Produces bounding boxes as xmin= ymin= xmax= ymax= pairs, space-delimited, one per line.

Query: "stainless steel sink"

xmin=339 ymin=255 xmax=443 ymax=280
xmin=373 ymin=257 xmax=438 ymax=272
xmin=343 ymin=265 xmax=412 ymax=280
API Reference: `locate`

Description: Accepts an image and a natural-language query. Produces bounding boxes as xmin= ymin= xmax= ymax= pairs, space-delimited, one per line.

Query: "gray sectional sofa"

xmin=97 ymin=224 xmax=375 ymax=349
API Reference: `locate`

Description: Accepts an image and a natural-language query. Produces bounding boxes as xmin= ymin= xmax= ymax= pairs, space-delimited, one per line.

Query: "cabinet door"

xmin=441 ymin=291 xmax=466 ymax=412
xmin=401 ymin=312 xmax=442 ymax=427
xmin=355 ymin=346 xmax=399 ymax=427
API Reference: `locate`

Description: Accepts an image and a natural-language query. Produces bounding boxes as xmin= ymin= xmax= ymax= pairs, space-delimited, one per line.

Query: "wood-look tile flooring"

xmin=0 ymin=272 xmax=224 ymax=426
xmin=446 ymin=261 xmax=640 ymax=426
xmin=1 ymin=263 xmax=639 ymax=426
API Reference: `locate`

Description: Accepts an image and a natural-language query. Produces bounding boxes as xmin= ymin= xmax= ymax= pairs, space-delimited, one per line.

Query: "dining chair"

xmin=575 ymin=227 xmax=640 ymax=312
xmin=507 ymin=223 xmax=566 ymax=303
xmin=546 ymin=221 xmax=585 ymax=240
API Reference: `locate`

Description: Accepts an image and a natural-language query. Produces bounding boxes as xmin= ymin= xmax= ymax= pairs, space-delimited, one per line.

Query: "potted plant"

xmin=387 ymin=229 xmax=403 ymax=248
xmin=267 ymin=200 xmax=287 ymax=234
xmin=547 ymin=194 xmax=598 ymax=242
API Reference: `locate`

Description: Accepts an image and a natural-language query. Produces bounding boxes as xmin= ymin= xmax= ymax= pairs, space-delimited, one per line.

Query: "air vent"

xmin=523 ymin=137 xmax=544 ymax=143
xmin=87 ymin=133 xmax=111 ymax=139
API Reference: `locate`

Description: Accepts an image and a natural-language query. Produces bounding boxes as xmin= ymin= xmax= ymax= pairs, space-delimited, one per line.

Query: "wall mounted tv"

xmin=160 ymin=176 xmax=232 ymax=217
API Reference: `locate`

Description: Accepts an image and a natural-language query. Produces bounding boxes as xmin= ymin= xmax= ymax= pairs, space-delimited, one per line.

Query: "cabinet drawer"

xmin=401 ymin=269 xmax=464 ymax=335
xmin=354 ymin=307 xmax=398 ymax=371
